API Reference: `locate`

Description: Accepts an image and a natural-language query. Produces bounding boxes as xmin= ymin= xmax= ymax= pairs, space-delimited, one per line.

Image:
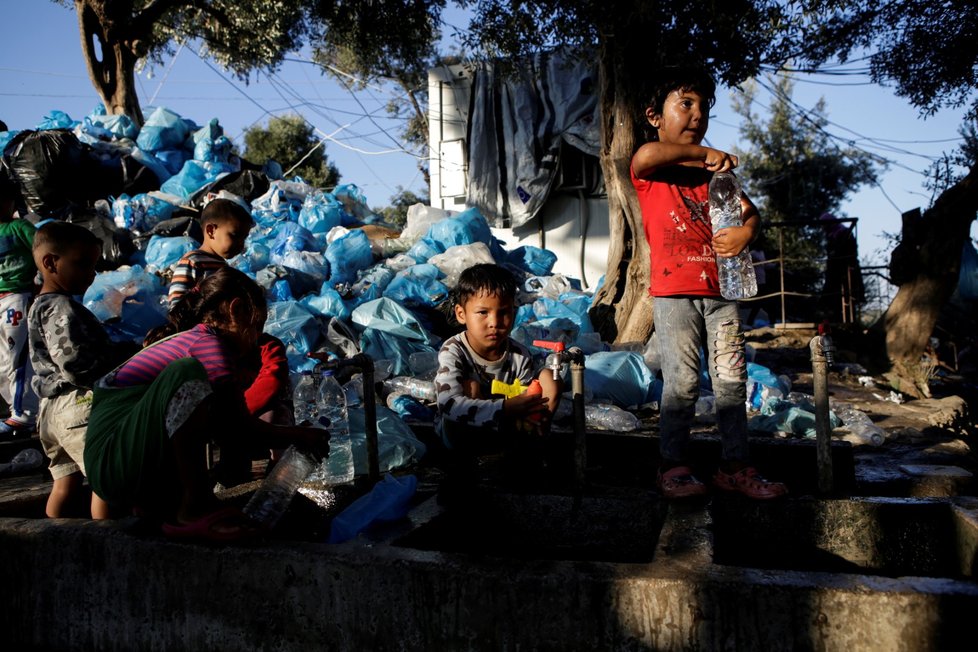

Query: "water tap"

xmin=810 ymin=322 xmax=835 ymax=367
xmin=533 ymin=339 xmax=566 ymax=380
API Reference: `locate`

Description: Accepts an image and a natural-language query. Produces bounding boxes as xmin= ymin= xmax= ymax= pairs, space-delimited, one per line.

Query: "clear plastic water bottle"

xmin=585 ymin=403 xmax=641 ymax=432
xmin=829 ymin=399 xmax=885 ymax=446
xmin=708 ymin=171 xmax=758 ymax=300
xmin=292 ymin=370 xmax=318 ymax=427
xmin=310 ymin=369 xmax=355 ymax=485
xmin=383 ymin=376 xmax=438 ymax=402
xmin=243 ymin=445 xmax=318 ymax=529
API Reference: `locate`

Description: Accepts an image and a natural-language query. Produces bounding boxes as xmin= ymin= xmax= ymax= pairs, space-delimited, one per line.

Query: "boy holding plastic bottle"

xmin=631 ymin=65 xmax=786 ymax=500
xmin=435 ymin=264 xmax=561 ymax=495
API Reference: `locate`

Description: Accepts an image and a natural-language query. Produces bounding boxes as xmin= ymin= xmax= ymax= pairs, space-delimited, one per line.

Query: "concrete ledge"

xmin=3 ymin=495 xmax=978 ymax=651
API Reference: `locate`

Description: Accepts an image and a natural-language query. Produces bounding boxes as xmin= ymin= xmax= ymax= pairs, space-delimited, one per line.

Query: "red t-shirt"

xmin=631 ymin=165 xmax=720 ymax=297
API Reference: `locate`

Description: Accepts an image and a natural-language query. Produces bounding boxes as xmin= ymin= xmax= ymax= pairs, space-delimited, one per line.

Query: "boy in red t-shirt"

xmin=631 ymin=65 xmax=785 ymax=500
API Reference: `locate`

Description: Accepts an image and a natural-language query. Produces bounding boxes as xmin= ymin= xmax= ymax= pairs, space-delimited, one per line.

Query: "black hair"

xmin=32 ymin=220 xmax=100 ymax=257
xmin=639 ymin=65 xmax=717 ymax=143
xmin=200 ymin=198 xmax=254 ymax=228
xmin=454 ymin=263 xmax=518 ymax=307
xmin=145 ymin=266 xmax=266 ymax=345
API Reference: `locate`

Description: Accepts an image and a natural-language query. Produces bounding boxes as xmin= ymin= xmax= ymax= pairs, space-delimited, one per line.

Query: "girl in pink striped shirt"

xmin=84 ymin=267 xmax=327 ymax=542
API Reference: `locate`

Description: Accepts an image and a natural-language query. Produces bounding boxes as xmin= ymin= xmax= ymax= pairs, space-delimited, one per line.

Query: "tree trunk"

xmin=878 ymin=163 xmax=978 ymax=397
xmin=75 ymin=0 xmax=144 ymax=126
xmin=589 ymin=38 xmax=654 ymax=345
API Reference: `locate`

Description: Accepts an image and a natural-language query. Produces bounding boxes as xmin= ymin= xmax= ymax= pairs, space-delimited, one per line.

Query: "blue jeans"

xmin=653 ymin=297 xmax=749 ymax=464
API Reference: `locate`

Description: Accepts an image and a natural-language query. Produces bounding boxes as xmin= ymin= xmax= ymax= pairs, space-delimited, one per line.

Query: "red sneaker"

xmin=713 ymin=467 xmax=787 ymax=499
xmin=657 ymin=465 xmax=708 ymax=499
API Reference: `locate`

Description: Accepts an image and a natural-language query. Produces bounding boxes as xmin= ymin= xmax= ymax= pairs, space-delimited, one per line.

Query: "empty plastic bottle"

xmin=243 ymin=445 xmax=319 ymax=529
xmin=829 ymin=399 xmax=885 ymax=446
xmin=708 ymin=171 xmax=758 ymax=300
xmin=310 ymin=369 xmax=355 ymax=485
xmin=383 ymin=376 xmax=438 ymax=403
xmin=585 ymin=403 xmax=641 ymax=432
xmin=292 ymin=370 xmax=319 ymax=427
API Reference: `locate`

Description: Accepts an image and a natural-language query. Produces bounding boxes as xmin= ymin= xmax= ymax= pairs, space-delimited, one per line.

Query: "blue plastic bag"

xmin=269 ymin=221 xmax=318 ymax=258
xmin=327 ymin=472 xmax=418 ymax=544
xmin=36 ymin=110 xmax=76 ymax=130
xmin=421 ymin=206 xmax=506 ymax=260
xmin=298 ymin=191 xmax=344 ymax=247
xmin=82 ymin=265 xmax=167 ymax=342
xmin=263 ymin=301 xmax=323 ymax=363
xmin=300 ymin=286 xmax=351 ymax=320
xmin=351 ymin=298 xmax=440 ymax=345
xmin=143 ymin=235 xmax=199 ymax=272
xmin=137 ymin=106 xmax=191 ymax=152
xmin=160 ymin=159 xmax=230 ymax=199
xmin=746 ymin=362 xmax=791 ymax=410
xmin=325 ymin=229 xmax=373 ymax=286
xmin=349 ymin=406 xmax=427 ymax=474
xmin=507 ymin=245 xmax=558 ymax=276
xmin=584 ymin=351 xmax=659 ymax=409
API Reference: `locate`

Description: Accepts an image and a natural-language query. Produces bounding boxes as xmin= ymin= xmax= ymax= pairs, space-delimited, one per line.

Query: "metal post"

xmin=571 ymin=360 xmax=586 ymax=488
xmin=809 ymin=334 xmax=835 ymax=494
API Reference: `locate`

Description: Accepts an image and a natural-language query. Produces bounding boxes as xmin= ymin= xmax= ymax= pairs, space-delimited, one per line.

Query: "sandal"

xmin=713 ymin=467 xmax=787 ymax=500
xmin=657 ymin=465 xmax=708 ymax=499
xmin=162 ymin=506 xmax=260 ymax=543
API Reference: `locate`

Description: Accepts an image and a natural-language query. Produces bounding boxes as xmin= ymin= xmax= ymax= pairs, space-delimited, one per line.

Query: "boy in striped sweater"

xmin=167 ymin=198 xmax=253 ymax=309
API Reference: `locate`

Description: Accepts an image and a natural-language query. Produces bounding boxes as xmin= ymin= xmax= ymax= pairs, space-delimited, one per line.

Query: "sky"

xmin=1 ymin=1 xmax=973 ymax=269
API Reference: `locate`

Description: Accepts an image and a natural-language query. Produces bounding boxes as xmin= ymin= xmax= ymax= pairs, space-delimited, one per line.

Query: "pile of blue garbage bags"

xmin=1 ymin=105 xmax=803 ymax=464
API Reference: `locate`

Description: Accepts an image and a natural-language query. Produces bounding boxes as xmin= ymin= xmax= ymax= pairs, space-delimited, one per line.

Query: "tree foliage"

xmin=243 ymin=115 xmax=340 ymax=189
xmin=57 ymin=0 xmax=312 ymax=125
xmin=787 ymin=1 xmax=978 ymax=119
xmin=372 ymin=187 xmax=430 ymax=229
xmin=732 ymin=76 xmax=883 ymax=295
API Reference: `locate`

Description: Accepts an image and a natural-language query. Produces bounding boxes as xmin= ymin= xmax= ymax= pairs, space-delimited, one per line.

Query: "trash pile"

xmin=0 ymin=105 xmax=885 ymax=470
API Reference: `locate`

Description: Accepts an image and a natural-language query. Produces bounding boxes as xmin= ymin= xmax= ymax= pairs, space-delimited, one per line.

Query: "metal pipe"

xmin=809 ymin=333 xmax=835 ymax=494
xmin=570 ymin=358 xmax=586 ymax=488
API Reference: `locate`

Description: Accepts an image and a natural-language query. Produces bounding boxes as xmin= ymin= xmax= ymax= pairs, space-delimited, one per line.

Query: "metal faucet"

xmin=533 ymin=340 xmax=587 ymax=489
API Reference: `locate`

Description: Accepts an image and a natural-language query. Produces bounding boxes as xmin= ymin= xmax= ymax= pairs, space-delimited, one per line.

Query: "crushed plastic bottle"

xmin=383 ymin=376 xmax=438 ymax=403
xmin=708 ymin=171 xmax=758 ymax=300
xmin=829 ymin=399 xmax=885 ymax=446
xmin=243 ymin=445 xmax=319 ymax=529
xmin=585 ymin=403 xmax=641 ymax=432
xmin=407 ymin=350 xmax=439 ymax=379
xmin=309 ymin=369 xmax=355 ymax=485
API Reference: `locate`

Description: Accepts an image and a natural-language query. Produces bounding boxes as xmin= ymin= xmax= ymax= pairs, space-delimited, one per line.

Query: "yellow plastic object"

xmin=490 ymin=378 xmax=528 ymax=398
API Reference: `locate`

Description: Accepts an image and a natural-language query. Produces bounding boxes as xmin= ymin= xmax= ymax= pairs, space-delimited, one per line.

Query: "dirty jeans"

xmin=653 ymin=297 xmax=749 ymax=464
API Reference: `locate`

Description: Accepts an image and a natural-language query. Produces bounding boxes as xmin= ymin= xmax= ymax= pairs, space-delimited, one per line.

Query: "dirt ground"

xmin=746 ymin=325 xmax=977 ymax=496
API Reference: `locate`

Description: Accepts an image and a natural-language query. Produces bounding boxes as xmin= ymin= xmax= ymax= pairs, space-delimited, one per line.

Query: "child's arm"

xmin=436 ymin=341 xmax=546 ymax=428
xmin=243 ymin=335 xmax=289 ymax=416
xmin=712 ymin=194 xmax=760 ymax=258
xmin=167 ymin=256 xmax=196 ymax=309
xmin=632 ymin=142 xmax=739 ymax=178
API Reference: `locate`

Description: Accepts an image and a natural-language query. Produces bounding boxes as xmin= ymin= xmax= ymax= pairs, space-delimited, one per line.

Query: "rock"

xmin=901 ymin=395 xmax=969 ymax=429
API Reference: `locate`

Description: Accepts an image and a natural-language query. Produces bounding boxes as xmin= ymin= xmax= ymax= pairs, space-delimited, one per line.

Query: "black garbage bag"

xmin=188 ymin=168 xmax=271 ymax=208
xmin=131 ymin=214 xmax=203 ymax=251
xmin=2 ymin=129 xmax=88 ymax=218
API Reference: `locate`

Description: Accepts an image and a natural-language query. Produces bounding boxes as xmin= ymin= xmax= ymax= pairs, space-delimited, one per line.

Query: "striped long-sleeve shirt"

xmin=110 ymin=324 xmax=234 ymax=388
xmin=167 ymin=250 xmax=227 ymax=309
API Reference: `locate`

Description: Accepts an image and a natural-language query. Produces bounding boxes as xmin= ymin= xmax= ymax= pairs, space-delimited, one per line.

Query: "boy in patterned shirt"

xmin=28 ymin=222 xmax=137 ymax=518
xmin=434 ymin=264 xmax=561 ymax=494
